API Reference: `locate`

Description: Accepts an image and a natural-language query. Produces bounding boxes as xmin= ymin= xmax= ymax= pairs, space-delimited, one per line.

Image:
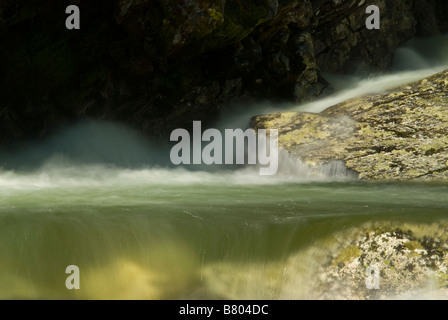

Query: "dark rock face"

xmin=434 ymin=0 xmax=448 ymax=32
xmin=0 ymin=0 xmax=446 ymax=145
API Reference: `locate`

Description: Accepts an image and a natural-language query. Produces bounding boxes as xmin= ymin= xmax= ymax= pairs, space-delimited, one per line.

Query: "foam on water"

xmin=0 ymin=120 xmax=355 ymax=193
xmin=0 ymin=157 xmax=353 ymax=195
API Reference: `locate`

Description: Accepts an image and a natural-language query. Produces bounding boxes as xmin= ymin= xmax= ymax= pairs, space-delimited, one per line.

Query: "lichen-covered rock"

xmin=316 ymin=224 xmax=448 ymax=300
xmin=252 ymin=69 xmax=448 ymax=181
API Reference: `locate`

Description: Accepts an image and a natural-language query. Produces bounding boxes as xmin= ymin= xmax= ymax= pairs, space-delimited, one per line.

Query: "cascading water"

xmin=0 ymin=35 xmax=447 ymax=300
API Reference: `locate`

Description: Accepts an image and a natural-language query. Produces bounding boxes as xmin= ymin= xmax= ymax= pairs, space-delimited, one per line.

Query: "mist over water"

xmin=0 ymin=35 xmax=448 ymax=300
xmin=0 ymin=119 xmax=172 ymax=171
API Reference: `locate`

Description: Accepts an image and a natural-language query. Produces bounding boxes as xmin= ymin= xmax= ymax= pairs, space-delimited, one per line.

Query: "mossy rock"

xmin=252 ymin=69 xmax=448 ymax=182
xmin=332 ymin=244 xmax=362 ymax=267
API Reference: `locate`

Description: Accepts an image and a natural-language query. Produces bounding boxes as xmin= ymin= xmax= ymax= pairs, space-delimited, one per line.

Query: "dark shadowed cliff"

xmin=0 ymin=0 xmax=446 ymax=145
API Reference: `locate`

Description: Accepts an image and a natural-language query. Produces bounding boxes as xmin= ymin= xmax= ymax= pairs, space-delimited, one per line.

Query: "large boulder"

xmin=252 ymin=69 xmax=448 ymax=181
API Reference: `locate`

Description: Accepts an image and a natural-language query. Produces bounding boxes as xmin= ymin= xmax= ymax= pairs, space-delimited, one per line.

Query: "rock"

xmin=413 ymin=0 xmax=440 ymax=36
xmin=313 ymin=1 xmax=416 ymax=73
xmin=194 ymin=221 xmax=448 ymax=300
xmin=252 ymin=69 xmax=448 ymax=181
xmin=434 ymin=0 xmax=448 ymax=33
xmin=0 ymin=0 xmax=446 ymax=146
xmin=316 ymin=224 xmax=448 ymax=300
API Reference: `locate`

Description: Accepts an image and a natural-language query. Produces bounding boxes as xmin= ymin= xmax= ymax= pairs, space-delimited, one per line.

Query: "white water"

xmin=296 ymin=67 xmax=447 ymax=113
xmin=294 ymin=34 xmax=448 ymax=113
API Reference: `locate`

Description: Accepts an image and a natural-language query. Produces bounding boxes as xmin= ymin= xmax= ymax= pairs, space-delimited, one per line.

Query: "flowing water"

xmin=0 ymin=35 xmax=448 ymax=300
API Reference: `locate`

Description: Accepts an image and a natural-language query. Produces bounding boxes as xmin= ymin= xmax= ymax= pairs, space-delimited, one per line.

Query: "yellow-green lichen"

xmin=332 ymin=245 xmax=362 ymax=266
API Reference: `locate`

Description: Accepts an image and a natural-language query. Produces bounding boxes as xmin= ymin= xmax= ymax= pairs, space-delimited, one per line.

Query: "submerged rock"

xmin=252 ymin=69 xmax=448 ymax=181
xmin=190 ymin=221 xmax=448 ymax=300
xmin=316 ymin=224 xmax=448 ymax=300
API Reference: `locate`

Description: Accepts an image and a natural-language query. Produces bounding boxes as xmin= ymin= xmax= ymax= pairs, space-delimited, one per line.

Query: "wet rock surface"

xmin=252 ymin=69 xmax=448 ymax=181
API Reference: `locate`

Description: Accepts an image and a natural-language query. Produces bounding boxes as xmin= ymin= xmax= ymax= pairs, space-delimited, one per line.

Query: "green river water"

xmin=1 ymin=165 xmax=447 ymax=299
xmin=0 ymin=35 xmax=448 ymax=300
